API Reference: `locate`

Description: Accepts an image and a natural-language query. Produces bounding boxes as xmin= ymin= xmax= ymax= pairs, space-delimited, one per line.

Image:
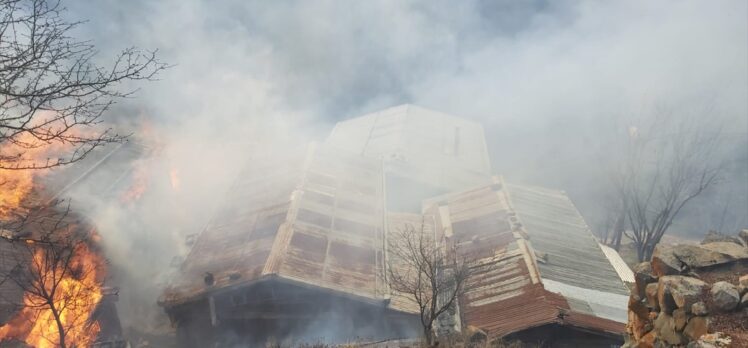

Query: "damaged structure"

xmin=0 ymin=142 xmax=147 ymax=347
xmin=160 ymin=105 xmax=631 ymax=346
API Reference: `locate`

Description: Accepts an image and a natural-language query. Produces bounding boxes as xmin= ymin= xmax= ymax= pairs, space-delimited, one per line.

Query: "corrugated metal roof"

xmin=463 ymin=285 xmax=564 ymax=336
xmin=159 ymin=106 xmax=630 ymax=341
xmin=273 ymin=145 xmax=386 ymax=299
xmin=427 ymin=179 xmax=628 ymax=337
xmin=162 ymin=144 xmax=389 ymax=306
xmin=599 ymin=243 xmax=636 ymax=284
xmin=427 ymin=180 xmax=560 ymax=337
xmin=161 ymin=149 xmax=304 ymax=306
xmin=505 ymin=184 xmax=629 ymax=296
xmin=563 ymin=312 xmax=626 ymax=335
xmin=503 ymin=184 xmax=629 ymax=326
xmin=542 ymin=279 xmax=628 ymax=323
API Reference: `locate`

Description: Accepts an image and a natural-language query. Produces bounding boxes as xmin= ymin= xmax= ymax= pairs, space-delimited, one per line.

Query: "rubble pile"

xmin=624 ymin=230 xmax=748 ymax=347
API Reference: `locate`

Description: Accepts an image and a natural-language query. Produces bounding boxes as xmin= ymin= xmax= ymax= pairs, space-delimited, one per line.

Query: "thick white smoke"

xmin=50 ymin=0 xmax=746 ymax=338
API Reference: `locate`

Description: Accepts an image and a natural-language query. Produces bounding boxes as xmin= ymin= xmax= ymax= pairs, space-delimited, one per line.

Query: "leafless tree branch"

xmin=0 ymin=0 xmax=168 ymax=170
xmin=386 ymin=222 xmax=476 ymax=346
xmin=610 ymin=109 xmax=724 ymax=261
xmin=0 ymin=203 xmax=104 ymax=348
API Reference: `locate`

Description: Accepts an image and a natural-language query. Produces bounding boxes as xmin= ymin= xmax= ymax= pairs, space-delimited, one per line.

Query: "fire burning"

xmin=0 ymin=242 xmax=105 ymax=348
xmin=1 ymin=126 xmax=108 ymax=347
xmin=120 ymin=161 xmax=150 ymax=204
xmin=0 ymin=133 xmax=52 ymax=219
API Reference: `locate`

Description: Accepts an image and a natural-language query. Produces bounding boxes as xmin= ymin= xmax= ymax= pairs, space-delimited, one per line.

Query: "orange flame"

xmin=0 ymin=133 xmax=53 ymax=219
xmin=0 ymin=117 xmax=107 ymax=347
xmin=0 ymin=243 xmax=105 ymax=347
xmin=119 ymin=160 xmax=149 ymax=203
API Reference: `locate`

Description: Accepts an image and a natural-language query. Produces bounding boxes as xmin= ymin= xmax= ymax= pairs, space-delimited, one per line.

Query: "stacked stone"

xmin=624 ymin=231 xmax=748 ymax=348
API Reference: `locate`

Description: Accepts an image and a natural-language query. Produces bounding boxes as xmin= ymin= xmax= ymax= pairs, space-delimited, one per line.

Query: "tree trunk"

xmin=612 ymin=213 xmax=625 ymax=251
xmin=635 ymin=241 xmax=645 ymax=262
xmin=424 ymin=324 xmax=433 ymax=346
xmin=49 ymin=302 xmax=67 ymax=348
xmin=643 ymin=242 xmax=657 ymax=262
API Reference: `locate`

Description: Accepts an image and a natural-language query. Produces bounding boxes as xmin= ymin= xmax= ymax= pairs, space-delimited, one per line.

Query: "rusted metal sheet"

xmin=161 ymin=150 xmax=305 ymax=306
xmin=505 ymin=184 xmax=629 ymax=324
xmin=462 ymin=284 xmax=564 ymax=336
xmin=273 ymin=146 xmax=385 ymax=300
xmin=428 ymin=178 xmax=626 ymax=338
xmin=563 ymin=311 xmax=627 ymax=335
xmin=162 ymin=144 xmax=388 ymax=307
xmin=427 ymin=179 xmax=554 ymax=337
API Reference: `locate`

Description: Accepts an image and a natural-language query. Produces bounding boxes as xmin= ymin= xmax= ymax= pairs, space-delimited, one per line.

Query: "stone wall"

xmin=624 ymin=230 xmax=748 ymax=348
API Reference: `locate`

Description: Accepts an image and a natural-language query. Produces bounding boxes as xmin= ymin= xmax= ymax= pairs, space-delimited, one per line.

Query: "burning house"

xmin=0 ymin=208 xmax=126 ymax=348
xmin=159 ymin=144 xmax=419 ymax=346
xmin=160 ymin=105 xmax=631 ymax=346
xmin=0 ymin=142 xmax=147 ymax=348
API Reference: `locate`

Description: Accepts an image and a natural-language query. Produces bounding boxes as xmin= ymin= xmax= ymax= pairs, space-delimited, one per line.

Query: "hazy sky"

xmin=68 ymin=1 xmax=746 ymax=112
xmin=65 ymin=0 xmax=746 ymax=163
xmin=60 ymin=0 xmax=748 ymax=246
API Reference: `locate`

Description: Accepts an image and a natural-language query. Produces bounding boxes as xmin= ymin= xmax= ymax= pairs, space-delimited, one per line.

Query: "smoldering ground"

xmin=45 ymin=0 xmax=747 ymax=340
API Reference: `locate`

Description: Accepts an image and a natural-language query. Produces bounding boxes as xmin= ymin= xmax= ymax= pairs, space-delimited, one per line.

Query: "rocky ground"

xmin=624 ymin=230 xmax=748 ymax=348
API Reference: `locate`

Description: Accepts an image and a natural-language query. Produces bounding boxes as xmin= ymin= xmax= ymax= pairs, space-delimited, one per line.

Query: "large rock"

xmin=634 ymin=262 xmax=658 ymax=299
xmin=657 ymin=276 xmax=708 ymax=313
xmin=639 ymin=331 xmax=657 ymax=348
xmin=741 ymin=292 xmax=748 ymax=309
xmin=645 ymin=283 xmax=659 ymax=310
xmin=700 ymin=230 xmax=743 ymax=246
xmin=651 ymin=246 xmax=686 ymax=276
xmin=653 ymin=312 xmax=685 ymax=345
xmin=739 ymin=229 xmax=748 ymax=247
xmin=651 ymin=244 xmax=746 ymax=276
xmin=683 ymin=316 xmax=709 ymax=341
xmin=629 ymin=309 xmax=653 ymax=341
xmin=738 ymin=274 xmax=748 ymax=295
xmin=709 ymin=281 xmax=739 ymax=312
xmin=673 ymin=308 xmax=687 ymax=331
xmin=691 ymin=301 xmax=708 ymax=316
xmin=700 ymin=242 xmax=748 ymax=259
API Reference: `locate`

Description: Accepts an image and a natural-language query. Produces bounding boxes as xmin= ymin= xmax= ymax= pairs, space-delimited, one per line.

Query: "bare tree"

xmin=0 ymin=1 xmax=153 ymax=344
xmin=596 ymin=192 xmax=626 ymax=252
xmin=386 ymin=222 xmax=474 ymax=346
xmin=0 ymin=204 xmax=104 ymax=348
xmin=0 ymin=0 xmax=167 ymax=170
xmin=611 ymin=111 xmax=723 ymax=261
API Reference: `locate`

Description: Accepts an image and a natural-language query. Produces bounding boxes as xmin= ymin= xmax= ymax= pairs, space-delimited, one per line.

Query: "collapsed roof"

xmin=423 ymin=179 xmax=628 ymax=338
xmin=162 ymin=145 xmax=388 ymax=307
xmin=160 ymin=105 xmax=630 ymax=342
